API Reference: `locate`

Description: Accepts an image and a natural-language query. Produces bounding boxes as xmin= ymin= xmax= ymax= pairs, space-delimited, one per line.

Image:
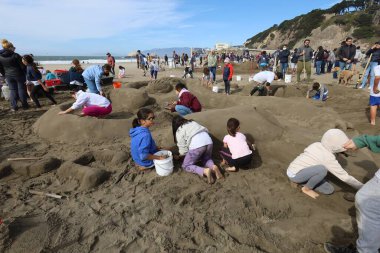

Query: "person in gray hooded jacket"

xmin=287 ymin=129 xmax=363 ymax=199
xmin=172 ymin=115 xmax=223 ymax=184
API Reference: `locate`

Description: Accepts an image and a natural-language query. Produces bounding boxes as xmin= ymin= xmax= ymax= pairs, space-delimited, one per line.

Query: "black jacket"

xmin=315 ymin=50 xmax=325 ymax=61
xmin=0 ymin=50 xmax=26 ymax=78
xmin=366 ymin=48 xmax=380 ymax=63
xmin=337 ymin=44 xmax=356 ymax=62
xmin=279 ymin=49 xmax=290 ymax=63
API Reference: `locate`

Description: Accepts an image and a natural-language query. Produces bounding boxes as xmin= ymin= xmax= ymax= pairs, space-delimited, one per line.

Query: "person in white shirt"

xmin=118 ymin=66 xmax=126 ymax=79
xmin=58 ymin=88 xmax=112 ymax=117
xmin=250 ymin=71 xmax=282 ymax=96
xmin=287 ymin=129 xmax=363 ymax=199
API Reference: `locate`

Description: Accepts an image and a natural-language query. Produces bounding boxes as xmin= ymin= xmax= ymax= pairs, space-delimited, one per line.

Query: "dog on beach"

xmin=332 ymin=66 xmax=340 ymax=73
xmin=339 ymin=70 xmax=356 ymax=86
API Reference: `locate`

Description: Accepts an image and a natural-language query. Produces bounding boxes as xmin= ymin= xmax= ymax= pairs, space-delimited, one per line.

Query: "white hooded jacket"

xmin=287 ymin=129 xmax=363 ymax=190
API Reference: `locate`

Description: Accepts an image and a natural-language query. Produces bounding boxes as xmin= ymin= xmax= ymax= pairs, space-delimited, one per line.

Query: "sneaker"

xmin=324 ymin=242 xmax=358 ymax=253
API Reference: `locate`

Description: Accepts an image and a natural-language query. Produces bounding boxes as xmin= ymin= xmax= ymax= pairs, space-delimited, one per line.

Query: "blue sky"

xmin=1 ymin=0 xmax=341 ymax=56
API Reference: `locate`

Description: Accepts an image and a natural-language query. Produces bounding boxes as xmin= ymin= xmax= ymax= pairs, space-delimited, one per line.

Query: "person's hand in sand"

xmin=58 ymin=108 xmax=74 ymax=115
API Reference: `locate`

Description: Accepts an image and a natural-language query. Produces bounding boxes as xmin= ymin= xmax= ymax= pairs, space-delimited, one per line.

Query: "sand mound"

xmin=109 ymin=88 xmax=154 ymax=113
xmin=126 ymin=81 xmax=149 ymax=89
xmin=146 ymin=77 xmax=184 ymax=94
xmin=33 ymin=104 xmax=132 ymax=144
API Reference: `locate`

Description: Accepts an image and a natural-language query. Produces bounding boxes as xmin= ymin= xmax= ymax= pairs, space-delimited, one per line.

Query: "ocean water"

xmin=34 ymin=56 xmax=137 ymax=65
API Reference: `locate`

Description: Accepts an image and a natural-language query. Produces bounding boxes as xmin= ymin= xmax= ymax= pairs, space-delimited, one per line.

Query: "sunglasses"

xmin=147 ymin=116 xmax=155 ymax=121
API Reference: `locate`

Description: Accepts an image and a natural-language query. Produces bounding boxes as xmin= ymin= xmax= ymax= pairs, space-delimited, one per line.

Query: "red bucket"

xmin=113 ymin=82 xmax=121 ymax=89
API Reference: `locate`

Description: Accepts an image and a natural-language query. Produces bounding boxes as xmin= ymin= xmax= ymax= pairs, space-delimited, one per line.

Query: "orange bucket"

xmin=113 ymin=82 xmax=121 ymax=89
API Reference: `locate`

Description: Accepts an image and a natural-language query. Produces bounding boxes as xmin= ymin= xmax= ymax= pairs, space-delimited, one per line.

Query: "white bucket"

xmin=169 ymin=74 xmax=175 ymax=77
xmin=1 ymin=85 xmax=10 ymax=100
xmin=285 ymin=74 xmax=292 ymax=84
xmin=212 ymin=86 xmax=219 ymax=93
xmin=236 ymin=75 xmax=242 ymax=81
xmin=154 ymin=150 xmax=174 ymax=176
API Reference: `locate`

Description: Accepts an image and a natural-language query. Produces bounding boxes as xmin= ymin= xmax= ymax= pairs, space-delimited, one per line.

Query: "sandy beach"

xmin=1 ymin=61 xmax=380 ymax=253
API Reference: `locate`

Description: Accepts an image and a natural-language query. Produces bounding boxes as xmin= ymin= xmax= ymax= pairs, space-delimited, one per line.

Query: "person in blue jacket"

xmin=82 ymin=64 xmax=111 ymax=95
xmin=130 ymin=108 xmax=166 ymax=170
xmin=306 ymin=82 xmax=329 ymax=101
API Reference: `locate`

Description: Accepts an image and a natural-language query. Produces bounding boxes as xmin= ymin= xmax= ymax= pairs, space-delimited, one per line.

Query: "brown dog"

xmin=339 ymin=70 xmax=355 ymax=85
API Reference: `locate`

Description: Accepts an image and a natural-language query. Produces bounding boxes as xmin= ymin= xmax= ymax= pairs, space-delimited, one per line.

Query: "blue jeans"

xmin=338 ymin=61 xmax=352 ymax=79
xmin=84 ymin=78 xmax=100 ymax=94
xmin=6 ymin=76 xmax=29 ymax=110
xmin=360 ymin=62 xmax=378 ymax=89
xmin=289 ymin=165 xmax=334 ymax=194
xmin=333 ymin=61 xmax=340 ymax=79
xmin=281 ymin=63 xmax=288 ymax=76
xmin=316 ymin=61 xmax=323 ymax=75
xmin=208 ymin=67 xmax=216 ymax=82
xmin=355 ymin=176 xmax=380 ymax=253
xmin=175 ymin=105 xmax=192 ymax=116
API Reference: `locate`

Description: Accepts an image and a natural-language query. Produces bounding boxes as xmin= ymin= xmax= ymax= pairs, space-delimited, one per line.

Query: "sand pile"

xmin=146 ymin=77 xmax=184 ymax=94
xmin=3 ymin=68 xmax=378 ymax=252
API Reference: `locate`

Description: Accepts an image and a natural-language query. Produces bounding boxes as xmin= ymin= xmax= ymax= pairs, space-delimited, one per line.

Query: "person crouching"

xmin=58 ymin=87 xmax=112 ymax=117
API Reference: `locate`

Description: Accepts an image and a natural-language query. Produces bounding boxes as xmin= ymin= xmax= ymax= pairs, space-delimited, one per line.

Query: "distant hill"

xmin=244 ymin=0 xmax=380 ymax=50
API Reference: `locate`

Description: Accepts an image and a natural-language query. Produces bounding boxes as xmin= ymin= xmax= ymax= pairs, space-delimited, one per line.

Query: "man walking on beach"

xmin=137 ymin=50 xmax=147 ymax=76
xmin=296 ymin=39 xmax=313 ymax=83
xmin=208 ymin=50 xmax=217 ymax=83
xmin=106 ymin=52 xmax=115 ymax=75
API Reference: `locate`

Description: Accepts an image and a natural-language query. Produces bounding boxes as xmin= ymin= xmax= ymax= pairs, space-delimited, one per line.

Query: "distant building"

xmin=215 ymin=43 xmax=230 ymax=50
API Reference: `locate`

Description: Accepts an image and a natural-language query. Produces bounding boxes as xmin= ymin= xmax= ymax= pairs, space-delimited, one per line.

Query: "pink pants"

xmin=82 ymin=104 xmax=112 ymax=117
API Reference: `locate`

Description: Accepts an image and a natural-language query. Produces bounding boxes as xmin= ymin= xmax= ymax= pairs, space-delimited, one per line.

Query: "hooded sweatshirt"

xmin=176 ymin=121 xmax=209 ymax=155
xmin=129 ymin=126 xmax=158 ymax=167
xmin=0 ymin=50 xmax=25 ymax=78
xmin=287 ymin=129 xmax=363 ymax=189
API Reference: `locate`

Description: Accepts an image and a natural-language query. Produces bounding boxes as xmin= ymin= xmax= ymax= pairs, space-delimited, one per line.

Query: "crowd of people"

xmin=1 ymin=36 xmax=380 ymax=253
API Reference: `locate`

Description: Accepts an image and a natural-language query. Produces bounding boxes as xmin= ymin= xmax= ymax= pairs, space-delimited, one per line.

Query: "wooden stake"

xmin=7 ymin=157 xmax=40 ymax=162
xmin=29 ymin=190 xmax=63 ymax=199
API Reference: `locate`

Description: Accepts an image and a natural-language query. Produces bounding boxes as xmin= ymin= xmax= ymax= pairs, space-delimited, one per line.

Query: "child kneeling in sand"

xmin=130 ymin=108 xmax=167 ymax=171
xmin=287 ymin=129 xmax=363 ymax=199
xmin=220 ymin=118 xmax=253 ymax=172
xmin=172 ymin=115 xmax=223 ymax=184
xmin=58 ymin=87 xmax=112 ymax=117
xmin=165 ymin=83 xmax=202 ymax=116
xmin=118 ymin=66 xmax=126 ymax=78
xmin=306 ymin=82 xmax=328 ymax=101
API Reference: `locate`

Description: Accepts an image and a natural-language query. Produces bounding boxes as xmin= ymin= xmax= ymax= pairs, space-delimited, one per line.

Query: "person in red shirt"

xmin=165 ymin=83 xmax=202 ymax=116
xmin=106 ymin=52 xmax=115 ymax=75
xmin=223 ymin=58 xmax=234 ymax=95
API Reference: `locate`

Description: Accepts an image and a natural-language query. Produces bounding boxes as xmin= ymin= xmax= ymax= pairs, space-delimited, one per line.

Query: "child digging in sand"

xmin=165 ymin=83 xmax=202 ymax=116
xmin=130 ymin=108 xmax=167 ymax=171
xmin=220 ymin=118 xmax=253 ymax=172
xmin=306 ymin=82 xmax=328 ymax=101
xmin=287 ymin=129 xmax=363 ymax=199
xmin=172 ymin=115 xmax=223 ymax=184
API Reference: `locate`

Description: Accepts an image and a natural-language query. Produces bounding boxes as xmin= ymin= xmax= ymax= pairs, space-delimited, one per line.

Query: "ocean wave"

xmin=38 ymin=59 xmax=137 ymax=65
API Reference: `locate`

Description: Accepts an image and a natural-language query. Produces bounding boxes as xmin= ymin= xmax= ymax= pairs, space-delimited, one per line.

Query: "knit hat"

xmin=321 ymin=129 xmax=349 ymax=153
xmin=224 ymin=58 xmax=230 ymax=63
